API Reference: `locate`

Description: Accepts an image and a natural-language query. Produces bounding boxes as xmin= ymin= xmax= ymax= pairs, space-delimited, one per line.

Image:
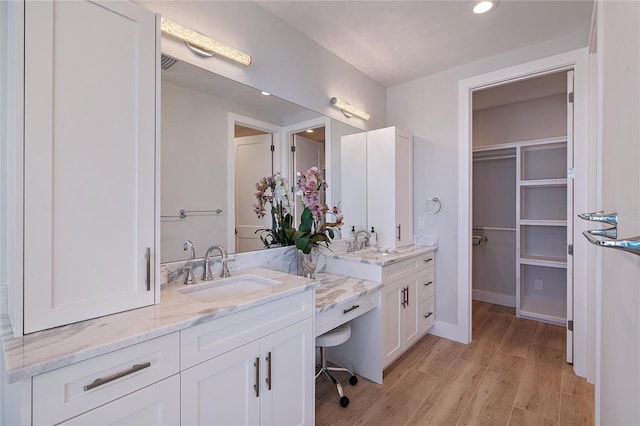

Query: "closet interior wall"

xmin=472 ymin=86 xmax=567 ymax=310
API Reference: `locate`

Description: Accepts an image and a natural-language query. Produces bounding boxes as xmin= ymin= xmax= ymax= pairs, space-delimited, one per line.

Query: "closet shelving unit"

xmin=473 ymin=136 xmax=569 ymax=325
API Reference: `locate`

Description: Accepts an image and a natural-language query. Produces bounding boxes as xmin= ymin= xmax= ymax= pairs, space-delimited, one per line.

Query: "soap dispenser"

xmin=370 ymin=226 xmax=377 ymax=248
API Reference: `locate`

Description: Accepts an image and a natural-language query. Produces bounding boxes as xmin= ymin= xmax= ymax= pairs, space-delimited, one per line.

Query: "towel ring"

xmin=426 ymin=197 xmax=442 ymax=214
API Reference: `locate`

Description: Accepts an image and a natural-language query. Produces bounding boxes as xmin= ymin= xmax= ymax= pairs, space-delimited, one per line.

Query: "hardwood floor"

xmin=315 ymin=301 xmax=594 ymax=425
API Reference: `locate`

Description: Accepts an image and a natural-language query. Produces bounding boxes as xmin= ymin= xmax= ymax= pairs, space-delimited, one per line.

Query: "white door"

xmin=23 ymin=0 xmax=156 ymax=333
xmin=292 ymin=134 xmax=324 ymax=223
xmin=260 ymin=318 xmax=314 ymax=426
xmin=566 ymin=70 xmax=575 ymax=364
xmin=395 ymin=130 xmax=414 ymax=247
xmin=382 ymin=280 xmax=404 ymax=367
xmin=593 ymin=1 xmax=640 ymax=423
xmin=403 ymin=277 xmax=421 ymax=348
xmin=235 ymin=134 xmax=273 ymax=252
xmin=181 ymin=340 xmax=261 ymax=425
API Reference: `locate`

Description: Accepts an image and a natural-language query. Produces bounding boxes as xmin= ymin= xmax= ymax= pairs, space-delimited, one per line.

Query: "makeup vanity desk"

xmin=314 ymin=273 xmax=384 ymax=384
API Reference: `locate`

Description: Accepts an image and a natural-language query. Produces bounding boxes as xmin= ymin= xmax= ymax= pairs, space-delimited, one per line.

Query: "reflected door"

xmin=292 ymin=134 xmax=324 ymax=224
xmin=235 ymin=134 xmax=273 ymax=252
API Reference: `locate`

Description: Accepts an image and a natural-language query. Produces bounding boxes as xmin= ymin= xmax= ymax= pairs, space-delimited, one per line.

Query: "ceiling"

xmin=255 ymin=1 xmax=594 ymax=87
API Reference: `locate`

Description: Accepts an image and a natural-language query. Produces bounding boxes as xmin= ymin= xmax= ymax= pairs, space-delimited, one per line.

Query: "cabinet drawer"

xmin=181 ymin=290 xmax=313 ymax=369
xmin=316 ymin=291 xmax=379 ymax=337
xmin=417 ymin=267 xmax=435 ymax=303
xmin=33 ymin=333 xmax=180 ymax=426
xmin=382 ymin=252 xmax=435 ymax=282
xmin=419 ymin=297 xmax=435 ymax=335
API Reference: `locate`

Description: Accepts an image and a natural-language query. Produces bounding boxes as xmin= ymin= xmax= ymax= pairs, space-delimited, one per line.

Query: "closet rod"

xmin=474 ymin=226 xmax=516 ymax=232
xmin=472 ymin=154 xmax=516 ymax=162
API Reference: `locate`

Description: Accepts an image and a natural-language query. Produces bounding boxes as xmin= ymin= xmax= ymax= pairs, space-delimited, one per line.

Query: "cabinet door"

xmin=260 ymin=318 xmax=314 ymax=426
xmin=23 ymin=0 xmax=157 ymax=333
xmin=403 ymin=277 xmax=421 ymax=348
xmin=395 ymin=129 xmax=413 ymax=247
xmin=181 ymin=340 xmax=261 ymax=426
xmin=59 ymin=375 xmax=180 ymax=426
xmin=382 ymin=280 xmax=404 ymax=367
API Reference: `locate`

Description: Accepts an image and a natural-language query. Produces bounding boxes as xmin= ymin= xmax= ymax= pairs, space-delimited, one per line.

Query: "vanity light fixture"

xmin=329 ymin=97 xmax=370 ymax=121
xmin=160 ymin=18 xmax=252 ymax=66
xmin=473 ymin=1 xmax=498 ymax=14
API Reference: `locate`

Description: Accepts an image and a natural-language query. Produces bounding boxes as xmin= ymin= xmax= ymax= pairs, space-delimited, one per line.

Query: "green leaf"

xmin=295 ymin=236 xmax=311 ymax=254
xmin=326 ymin=228 xmax=335 ymax=239
xmin=299 ymin=208 xmax=313 ymax=233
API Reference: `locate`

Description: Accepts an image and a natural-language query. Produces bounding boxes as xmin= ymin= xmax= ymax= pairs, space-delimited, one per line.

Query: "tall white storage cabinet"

xmin=341 ymin=127 xmax=413 ymax=249
xmin=22 ymin=0 xmax=158 ymax=333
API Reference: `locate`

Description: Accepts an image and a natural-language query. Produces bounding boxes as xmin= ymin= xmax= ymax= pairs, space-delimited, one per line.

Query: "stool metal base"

xmin=315 ymin=346 xmax=358 ymax=407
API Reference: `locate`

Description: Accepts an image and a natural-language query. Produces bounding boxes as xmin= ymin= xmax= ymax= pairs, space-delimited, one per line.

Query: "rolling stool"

xmin=315 ymin=323 xmax=358 ymax=407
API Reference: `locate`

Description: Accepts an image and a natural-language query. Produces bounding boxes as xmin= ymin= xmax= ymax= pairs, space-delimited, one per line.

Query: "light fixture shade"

xmin=160 ymin=18 xmax=252 ymax=66
xmin=330 ymin=97 xmax=370 ymax=120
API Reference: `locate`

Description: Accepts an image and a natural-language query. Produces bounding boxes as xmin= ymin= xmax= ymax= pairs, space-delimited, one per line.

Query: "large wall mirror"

xmin=160 ymin=56 xmax=363 ymax=262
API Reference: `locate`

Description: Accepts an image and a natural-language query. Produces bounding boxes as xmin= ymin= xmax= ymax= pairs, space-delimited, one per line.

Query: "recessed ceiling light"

xmin=261 ymin=91 xmax=271 ymax=96
xmin=306 ymin=129 xmax=314 ymax=133
xmin=473 ymin=1 xmax=497 ymax=14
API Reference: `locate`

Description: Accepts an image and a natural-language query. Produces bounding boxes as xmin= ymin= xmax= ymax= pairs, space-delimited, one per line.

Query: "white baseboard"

xmin=472 ymin=289 xmax=515 ymax=308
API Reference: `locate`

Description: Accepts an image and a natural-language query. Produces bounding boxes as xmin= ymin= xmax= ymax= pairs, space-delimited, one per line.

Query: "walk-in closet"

xmin=471 ymin=71 xmax=574 ymax=361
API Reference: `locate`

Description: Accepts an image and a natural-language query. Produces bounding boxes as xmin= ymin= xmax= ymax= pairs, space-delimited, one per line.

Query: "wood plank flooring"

xmin=315 ymin=301 xmax=594 ymax=426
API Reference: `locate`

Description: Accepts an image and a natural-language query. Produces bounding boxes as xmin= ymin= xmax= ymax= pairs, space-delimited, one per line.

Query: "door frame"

xmin=227 ymin=113 xmax=283 ymax=253
xmin=457 ymin=48 xmax=594 ymax=380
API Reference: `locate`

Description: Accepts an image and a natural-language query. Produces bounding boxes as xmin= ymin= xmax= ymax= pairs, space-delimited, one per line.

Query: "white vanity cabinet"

xmin=341 ymin=126 xmax=413 ymax=250
xmin=20 ymin=0 xmax=159 ymax=333
xmin=32 ymin=333 xmax=180 ymax=425
xmin=180 ymin=291 xmax=315 ymax=426
xmin=381 ymin=253 xmax=435 ymax=367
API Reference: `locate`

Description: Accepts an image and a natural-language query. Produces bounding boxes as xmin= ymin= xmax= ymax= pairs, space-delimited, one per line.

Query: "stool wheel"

xmin=340 ymin=396 xmax=350 ymax=408
xmin=349 ymin=375 xmax=358 ymax=386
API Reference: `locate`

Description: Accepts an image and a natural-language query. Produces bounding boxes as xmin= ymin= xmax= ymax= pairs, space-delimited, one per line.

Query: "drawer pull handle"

xmin=424 ymin=312 xmax=434 ymax=319
xmin=343 ymin=304 xmax=360 ymax=314
xmin=266 ymin=352 xmax=272 ymax=390
xmin=84 ymin=362 xmax=151 ymax=391
xmin=424 ymin=281 xmax=433 ymax=286
xmin=424 ymin=258 xmax=433 ymax=263
xmin=254 ymin=357 xmax=260 ymax=397
xmin=401 ymin=288 xmax=406 ymax=308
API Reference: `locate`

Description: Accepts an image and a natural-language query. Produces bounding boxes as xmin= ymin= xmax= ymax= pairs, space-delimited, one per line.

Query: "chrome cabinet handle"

xmin=404 ymin=286 xmax=409 ymax=307
xmin=401 ymin=288 xmax=406 ymax=308
xmin=254 ymin=357 xmax=260 ymax=397
xmin=582 ymin=231 xmax=640 ymax=256
xmin=578 ymin=211 xmax=618 ymax=226
xmin=84 ymin=362 xmax=151 ymax=391
xmin=266 ymin=352 xmax=272 ymax=391
xmin=145 ymin=247 xmax=151 ymax=291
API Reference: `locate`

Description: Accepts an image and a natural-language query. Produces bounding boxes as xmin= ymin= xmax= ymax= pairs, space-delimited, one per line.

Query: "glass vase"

xmin=298 ymin=247 xmax=317 ymax=279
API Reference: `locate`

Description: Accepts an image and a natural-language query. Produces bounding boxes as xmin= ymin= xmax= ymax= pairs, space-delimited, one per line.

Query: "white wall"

xmin=136 ymin=1 xmax=386 ymax=130
xmin=388 ymin=37 xmax=587 ymax=330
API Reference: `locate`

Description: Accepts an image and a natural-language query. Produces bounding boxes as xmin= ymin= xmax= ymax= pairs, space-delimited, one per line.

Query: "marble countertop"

xmin=0 ymin=268 xmax=318 ymax=383
xmin=314 ymin=273 xmax=383 ymax=314
xmin=327 ymin=244 xmax=436 ymax=266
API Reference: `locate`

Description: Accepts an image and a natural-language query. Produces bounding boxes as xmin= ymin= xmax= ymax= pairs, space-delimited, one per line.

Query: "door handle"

xmin=582 ymin=231 xmax=640 ymax=256
xmin=401 ymin=288 xmax=406 ymax=308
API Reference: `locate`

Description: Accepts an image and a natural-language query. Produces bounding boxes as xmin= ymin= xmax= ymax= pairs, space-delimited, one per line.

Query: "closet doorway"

xmin=471 ymin=70 xmax=574 ymax=363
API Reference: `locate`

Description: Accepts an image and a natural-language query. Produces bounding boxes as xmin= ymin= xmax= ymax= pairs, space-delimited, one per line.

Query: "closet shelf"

xmin=519 ymin=296 xmax=567 ymax=325
xmin=520 ymin=219 xmax=567 ymax=227
xmin=519 ymin=179 xmax=567 ymax=187
xmin=520 ymin=255 xmax=567 ymax=268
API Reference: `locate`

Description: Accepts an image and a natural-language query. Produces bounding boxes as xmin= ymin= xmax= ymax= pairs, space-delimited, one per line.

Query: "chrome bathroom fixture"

xmin=579 ymin=210 xmax=640 ymax=256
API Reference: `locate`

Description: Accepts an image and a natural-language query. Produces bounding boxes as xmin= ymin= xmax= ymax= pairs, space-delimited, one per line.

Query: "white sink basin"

xmin=177 ymin=274 xmax=281 ymax=303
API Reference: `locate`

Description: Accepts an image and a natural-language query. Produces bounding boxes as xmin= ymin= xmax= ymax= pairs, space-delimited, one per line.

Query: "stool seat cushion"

xmin=316 ymin=323 xmax=351 ymax=347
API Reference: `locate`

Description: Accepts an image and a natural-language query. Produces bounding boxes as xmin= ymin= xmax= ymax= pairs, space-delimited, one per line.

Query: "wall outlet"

xmin=534 ymin=279 xmax=543 ymax=290
xmin=417 ymin=216 xmax=425 ymax=229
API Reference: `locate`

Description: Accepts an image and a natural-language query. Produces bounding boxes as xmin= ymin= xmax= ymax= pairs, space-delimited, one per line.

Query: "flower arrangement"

xmin=253 ymin=173 xmax=295 ymax=247
xmin=293 ymin=167 xmax=343 ymax=254
xmin=253 ymin=167 xmax=343 ymax=254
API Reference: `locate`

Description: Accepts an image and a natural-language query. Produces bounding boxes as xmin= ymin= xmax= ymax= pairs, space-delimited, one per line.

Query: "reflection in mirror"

xmin=160 ymin=55 xmax=362 ymax=262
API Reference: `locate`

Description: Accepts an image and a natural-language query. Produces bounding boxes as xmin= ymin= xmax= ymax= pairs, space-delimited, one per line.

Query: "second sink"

xmin=177 ymin=274 xmax=281 ymax=303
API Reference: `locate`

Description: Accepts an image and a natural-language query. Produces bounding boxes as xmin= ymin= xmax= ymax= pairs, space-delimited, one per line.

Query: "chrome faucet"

xmin=354 ymin=229 xmax=371 ymax=251
xmin=182 ymin=240 xmax=196 ymax=285
xmin=205 ymin=245 xmax=232 ymax=278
